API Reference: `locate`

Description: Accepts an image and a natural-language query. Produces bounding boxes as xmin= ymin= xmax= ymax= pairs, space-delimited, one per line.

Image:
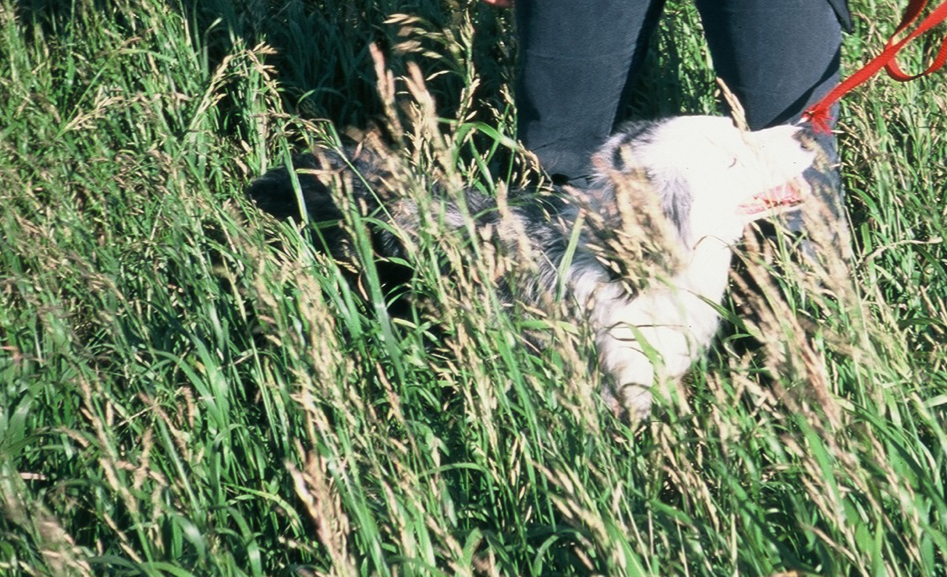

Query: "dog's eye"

xmin=728 ymin=157 xmax=738 ymax=168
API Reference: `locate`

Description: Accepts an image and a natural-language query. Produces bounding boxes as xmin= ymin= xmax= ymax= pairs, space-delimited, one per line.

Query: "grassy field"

xmin=1 ymin=0 xmax=946 ymax=575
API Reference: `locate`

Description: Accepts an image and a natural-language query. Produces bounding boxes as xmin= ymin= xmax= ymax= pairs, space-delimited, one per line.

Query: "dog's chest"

xmin=585 ymin=240 xmax=734 ymax=383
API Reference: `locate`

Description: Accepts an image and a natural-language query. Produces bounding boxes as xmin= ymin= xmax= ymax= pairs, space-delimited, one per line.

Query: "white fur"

xmin=576 ymin=117 xmax=816 ymax=420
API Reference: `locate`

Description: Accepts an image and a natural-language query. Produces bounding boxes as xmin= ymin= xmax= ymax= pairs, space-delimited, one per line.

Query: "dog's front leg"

xmin=596 ymin=327 xmax=657 ymax=421
xmin=589 ymin=284 xmax=707 ymax=422
xmin=584 ymin=281 xmax=670 ymax=422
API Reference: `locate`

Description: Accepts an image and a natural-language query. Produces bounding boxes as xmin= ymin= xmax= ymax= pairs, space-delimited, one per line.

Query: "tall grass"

xmin=1 ymin=0 xmax=945 ymax=575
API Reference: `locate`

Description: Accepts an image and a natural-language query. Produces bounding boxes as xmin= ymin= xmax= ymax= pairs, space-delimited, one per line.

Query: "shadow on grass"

xmin=14 ymin=0 xmax=708 ymax=135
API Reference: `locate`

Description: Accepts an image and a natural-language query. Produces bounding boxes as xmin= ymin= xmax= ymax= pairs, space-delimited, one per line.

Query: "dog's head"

xmin=594 ymin=116 xmax=818 ymax=249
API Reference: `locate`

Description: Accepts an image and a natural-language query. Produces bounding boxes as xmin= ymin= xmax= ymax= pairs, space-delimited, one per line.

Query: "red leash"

xmin=804 ymin=0 xmax=947 ymax=133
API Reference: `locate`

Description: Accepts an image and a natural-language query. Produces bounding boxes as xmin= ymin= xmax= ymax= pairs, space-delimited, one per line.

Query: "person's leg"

xmin=694 ymin=0 xmax=844 ymax=130
xmin=514 ymin=0 xmax=666 ymax=184
xmin=695 ymin=0 xmax=847 ymax=233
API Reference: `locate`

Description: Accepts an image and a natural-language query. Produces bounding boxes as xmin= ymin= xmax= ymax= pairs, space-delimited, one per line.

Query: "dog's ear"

xmin=592 ymin=120 xmax=659 ymax=175
xmin=591 ymin=138 xmax=692 ymax=247
xmin=582 ymin=140 xmax=651 ymax=227
xmin=579 ymin=146 xmax=686 ymax=286
xmin=654 ymin=170 xmax=693 ymax=248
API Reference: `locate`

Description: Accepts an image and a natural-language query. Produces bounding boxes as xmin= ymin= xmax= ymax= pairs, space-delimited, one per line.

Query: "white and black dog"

xmin=249 ymin=116 xmax=821 ymax=420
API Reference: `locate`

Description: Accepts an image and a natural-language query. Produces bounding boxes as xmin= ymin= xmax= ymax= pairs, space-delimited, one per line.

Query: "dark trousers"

xmin=515 ymin=0 xmax=849 ymax=182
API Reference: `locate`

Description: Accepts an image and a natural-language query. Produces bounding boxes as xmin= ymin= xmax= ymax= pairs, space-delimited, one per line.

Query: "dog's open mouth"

xmin=737 ymin=175 xmax=811 ymax=216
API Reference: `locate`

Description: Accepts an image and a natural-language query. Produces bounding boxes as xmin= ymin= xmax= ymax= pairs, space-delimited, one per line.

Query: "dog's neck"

xmin=675 ymin=235 xmax=735 ymax=303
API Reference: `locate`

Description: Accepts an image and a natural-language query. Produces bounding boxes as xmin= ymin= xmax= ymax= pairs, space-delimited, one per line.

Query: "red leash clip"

xmin=804 ymin=0 xmax=947 ymax=133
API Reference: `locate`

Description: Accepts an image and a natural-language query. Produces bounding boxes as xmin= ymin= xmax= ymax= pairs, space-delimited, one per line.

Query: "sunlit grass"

xmin=1 ymin=0 xmax=945 ymax=575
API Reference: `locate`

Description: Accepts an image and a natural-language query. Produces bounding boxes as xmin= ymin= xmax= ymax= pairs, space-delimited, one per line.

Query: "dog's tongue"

xmin=738 ymin=177 xmax=808 ymax=215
